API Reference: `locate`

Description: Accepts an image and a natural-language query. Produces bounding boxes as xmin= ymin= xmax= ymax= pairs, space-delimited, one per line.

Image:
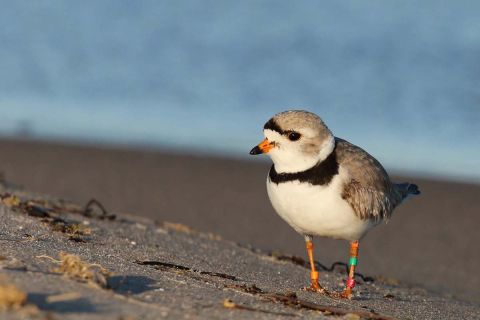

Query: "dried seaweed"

xmin=24 ymin=204 xmax=50 ymax=218
xmin=135 ymin=260 xmax=239 ymax=281
xmin=271 ymin=252 xmax=375 ymax=283
xmin=260 ymin=292 xmax=396 ymax=320
xmin=17 ymin=200 xmax=92 ymax=242
xmin=37 ymin=252 xmax=111 ymax=288
xmin=0 ymin=283 xmax=27 ymax=311
xmin=50 ymin=220 xmax=92 ymax=242
xmin=0 ymin=276 xmax=38 ymax=316
xmin=0 ymin=194 xmax=20 ymax=208
xmin=226 ymin=286 xmax=396 ymax=320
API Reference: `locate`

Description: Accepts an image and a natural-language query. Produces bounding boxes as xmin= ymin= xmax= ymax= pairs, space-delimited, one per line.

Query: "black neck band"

xmin=269 ymin=148 xmax=339 ymax=186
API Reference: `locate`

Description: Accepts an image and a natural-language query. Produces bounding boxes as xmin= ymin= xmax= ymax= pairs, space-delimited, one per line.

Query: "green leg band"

xmin=349 ymin=256 xmax=357 ymax=266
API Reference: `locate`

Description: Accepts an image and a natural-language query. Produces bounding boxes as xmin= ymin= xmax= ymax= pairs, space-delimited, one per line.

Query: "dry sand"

xmin=0 ymin=186 xmax=479 ymax=319
xmin=0 ymin=138 xmax=478 ymax=304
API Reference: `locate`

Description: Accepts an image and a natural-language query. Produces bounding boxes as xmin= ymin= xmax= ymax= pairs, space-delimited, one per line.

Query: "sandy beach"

xmin=2 ymin=186 xmax=478 ymax=319
xmin=0 ymin=138 xmax=478 ymax=304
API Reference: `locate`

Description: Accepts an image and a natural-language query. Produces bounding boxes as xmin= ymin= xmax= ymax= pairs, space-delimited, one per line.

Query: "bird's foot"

xmin=303 ymin=281 xmax=328 ymax=294
xmin=329 ymin=288 xmax=353 ymax=300
xmin=303 ymin=283 xmax=354 ymax=299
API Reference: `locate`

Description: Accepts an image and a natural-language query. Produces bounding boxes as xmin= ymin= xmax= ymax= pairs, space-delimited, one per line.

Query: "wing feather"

xmin=335 ymin=138 xmax=403 ymax=222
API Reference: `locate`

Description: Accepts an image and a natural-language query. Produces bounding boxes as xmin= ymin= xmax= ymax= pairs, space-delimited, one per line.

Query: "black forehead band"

xmin=263 ymin=119 xmax=299 ymax=136
xmin=263 ymin=119 xmax=284 ymax=134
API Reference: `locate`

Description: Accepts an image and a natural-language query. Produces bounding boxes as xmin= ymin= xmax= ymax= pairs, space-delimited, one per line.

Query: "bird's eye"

xmin=287 ymin=132 xmax=301 ymax=141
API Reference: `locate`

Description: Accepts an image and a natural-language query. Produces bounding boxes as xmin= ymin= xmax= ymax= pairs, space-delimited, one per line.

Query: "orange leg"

xmin=341 ymin=241 xmax=359 ymax=299
xmin=305 ymin=236 xmax=325 ymax=292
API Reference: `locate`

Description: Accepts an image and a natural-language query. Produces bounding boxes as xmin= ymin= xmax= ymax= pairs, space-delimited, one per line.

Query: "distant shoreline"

xmin=0 ymin=135 xmax=477 ymax=185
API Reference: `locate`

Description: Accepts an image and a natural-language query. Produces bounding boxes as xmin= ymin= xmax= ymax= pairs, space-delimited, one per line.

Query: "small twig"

xmin=37 ymin=254 xmax=108 ymax=273
xmin=83 ymin=199 xmax=115 ymax=220
xmin=46 ymin=292 xmax=82 ymax=303
xmin=273 ymin=254 xmax=374 ymax=283
xmin=318 ymin=261 xmax=375 ymax=283
xmin=83 ymin=199 xmax=107 ymax=216
xmin=36 ymin=255 xmax=61 ymax=264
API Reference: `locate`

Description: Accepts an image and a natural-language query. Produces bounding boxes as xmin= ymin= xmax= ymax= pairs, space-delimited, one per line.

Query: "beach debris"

xmin=223 ymin=293 xmax=385 ymax=318
xmin=37 ymin=252 xmax=111 ymax=288
xmin=222 ymin=299 xmax=236 ymax=308
xmin=46 ymin=292 xmax=82 ymax=303
xmin=0 ymin=194 xmax=20 ymax=207
xmin=0 ymin=276 xmax=40 ymax=316
xmin=163 ymin=222 xmax=194 ymax=234
xmin=1 ymin=193 xmax=114 ymax=226
xmin=83 ymin=199 xmax=115 ymax=220
xmin=223 ymin=282 xmax=395 ymax=319
xmin=259 ymin=292 xmax=394 ymax=320
xmin=135 ymin=260 xmax=239 ymax=281
xmin=270 ymin=251 xmax=374 ymax=283
xmin=162 ymin=221 xmax=222 ymax=240
xmin=51 ymin=222 xmax=92 ymax=242
xmin=24 ymin=203 xmax=50 ymax=218
xmin=137 ymin=259 xmax=393 ymax=319
xmin=5 ymin=198 xmax=94 ymax=242
xmin=0 ymin=282 xmax=27 ymax=311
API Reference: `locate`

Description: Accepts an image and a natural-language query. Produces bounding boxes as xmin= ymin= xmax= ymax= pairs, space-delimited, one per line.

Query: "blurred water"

xmin=0 ymin=1 xmax=479 ymax=182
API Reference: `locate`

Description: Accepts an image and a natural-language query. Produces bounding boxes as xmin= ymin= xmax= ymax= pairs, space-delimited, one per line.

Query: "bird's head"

xmin=250 ymin=110 xmax=335 ymax=173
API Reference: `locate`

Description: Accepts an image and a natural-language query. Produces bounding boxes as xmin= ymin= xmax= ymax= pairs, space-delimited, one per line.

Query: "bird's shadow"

xmin=107 ymin=275 xmax=158 ymax=295
xmin=28 ymin=275 xmax=158 ymax=313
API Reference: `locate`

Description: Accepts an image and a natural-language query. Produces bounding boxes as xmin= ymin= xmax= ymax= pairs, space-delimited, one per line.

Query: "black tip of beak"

xmin=249 ymin=146 xmax=262 ymax=155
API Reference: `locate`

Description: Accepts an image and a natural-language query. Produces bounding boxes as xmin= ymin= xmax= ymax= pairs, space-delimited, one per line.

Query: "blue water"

xmin=0 ymin=1 xmax=479 ymax=182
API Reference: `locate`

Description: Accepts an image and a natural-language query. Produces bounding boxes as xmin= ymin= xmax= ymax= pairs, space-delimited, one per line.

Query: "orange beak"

xmin=249 ymin=138 xmax=274 ymax=155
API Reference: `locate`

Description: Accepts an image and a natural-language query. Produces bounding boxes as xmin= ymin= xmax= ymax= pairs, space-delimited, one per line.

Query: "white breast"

xmin=266 ymin=168 xmax=373 ymax=241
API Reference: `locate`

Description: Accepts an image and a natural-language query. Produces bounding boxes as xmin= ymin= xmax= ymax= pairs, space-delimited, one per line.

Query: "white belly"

xmin=266 ymin=169 xmax=373 ymax=241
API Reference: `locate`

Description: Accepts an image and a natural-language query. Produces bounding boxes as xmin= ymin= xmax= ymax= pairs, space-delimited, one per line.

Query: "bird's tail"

xmin=395 ymin=182 xmax=420 ymax=200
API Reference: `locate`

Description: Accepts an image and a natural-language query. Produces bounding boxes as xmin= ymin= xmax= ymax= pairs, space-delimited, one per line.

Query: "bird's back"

xmin=335 ymin=138 xmax=419 ymax=222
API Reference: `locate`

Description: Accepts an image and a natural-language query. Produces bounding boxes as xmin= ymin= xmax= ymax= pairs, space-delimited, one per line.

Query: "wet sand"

xmin=0 ymin=138 xmax=478 ymax=303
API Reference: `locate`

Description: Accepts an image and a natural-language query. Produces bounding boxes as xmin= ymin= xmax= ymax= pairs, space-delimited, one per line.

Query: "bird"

xmin=249 ymin=110 xmax=420 ymax=299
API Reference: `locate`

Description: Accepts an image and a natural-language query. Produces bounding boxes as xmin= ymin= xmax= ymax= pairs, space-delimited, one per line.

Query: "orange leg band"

xmin=306 ymin=240 xmax=321 ymax=290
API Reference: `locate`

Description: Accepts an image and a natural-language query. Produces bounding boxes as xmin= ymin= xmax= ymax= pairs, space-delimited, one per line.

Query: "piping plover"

xmin=250 ymin=110 xmax=419 ymax=298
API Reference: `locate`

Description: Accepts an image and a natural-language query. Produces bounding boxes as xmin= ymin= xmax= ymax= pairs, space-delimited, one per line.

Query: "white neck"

xmin=317 ymin=135 xmax=335 ymax=164
xmin=270 ymin=135 xmax=335 ymax=174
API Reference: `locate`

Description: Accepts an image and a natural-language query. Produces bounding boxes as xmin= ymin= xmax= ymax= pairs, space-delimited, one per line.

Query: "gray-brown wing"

xmin=335 ymin=138 xmax=403 ymax=222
